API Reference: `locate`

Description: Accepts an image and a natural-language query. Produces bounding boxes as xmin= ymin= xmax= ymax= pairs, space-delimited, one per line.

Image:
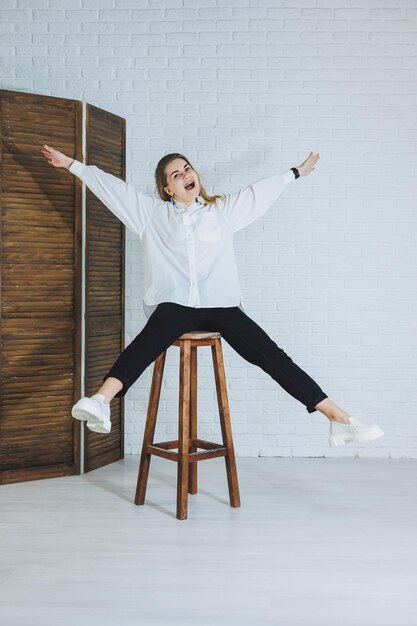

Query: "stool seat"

xmin=135 ymin=329 xmax=241 ymax=520
xmin=176 ymin=331 xmax=221 ymax=340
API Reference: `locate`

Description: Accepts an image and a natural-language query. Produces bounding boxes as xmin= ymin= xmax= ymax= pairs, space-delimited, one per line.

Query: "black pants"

xmin=102 ymin=302 xmax=328 ymax=413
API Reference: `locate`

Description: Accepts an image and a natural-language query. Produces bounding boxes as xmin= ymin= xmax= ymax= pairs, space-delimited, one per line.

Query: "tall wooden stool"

xmin=135 ymin=331 xmax=241 ymax=520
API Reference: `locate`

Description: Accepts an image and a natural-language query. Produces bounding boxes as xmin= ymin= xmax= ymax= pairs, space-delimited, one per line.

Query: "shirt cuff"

xmin=283 ymin=169 xmax=296 ymax=184
xmin=69 ymin=159 xmax=85 ymax=176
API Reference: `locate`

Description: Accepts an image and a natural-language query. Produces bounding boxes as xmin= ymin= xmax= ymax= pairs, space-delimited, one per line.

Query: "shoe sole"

xmin=87 ymin=419 xmax=111 ymax=434
xmin=329 ymin=426 xmax=384 ymax=448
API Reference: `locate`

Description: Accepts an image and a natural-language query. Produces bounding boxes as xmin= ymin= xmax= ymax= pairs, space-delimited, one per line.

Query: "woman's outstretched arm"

xmin=219 ymin=151 xmax=320 ymax=233
xmin=41 ymin=144 xmax=156 ymax=237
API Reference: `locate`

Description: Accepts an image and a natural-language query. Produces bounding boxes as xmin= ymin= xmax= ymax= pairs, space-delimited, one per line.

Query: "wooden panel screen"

xmin=84 ymin=104 xmax=125 ymax=472
xmin=0 ymin=90 xmax=82 ymax=484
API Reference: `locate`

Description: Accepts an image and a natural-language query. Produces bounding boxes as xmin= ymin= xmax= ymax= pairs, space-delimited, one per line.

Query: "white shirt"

xmin=69 ymin=159 xmax=296 ymax=319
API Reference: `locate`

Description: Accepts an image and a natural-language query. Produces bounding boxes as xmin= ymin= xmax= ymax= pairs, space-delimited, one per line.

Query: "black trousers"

xmin=102 ymin=302 xmax=328 ymax=413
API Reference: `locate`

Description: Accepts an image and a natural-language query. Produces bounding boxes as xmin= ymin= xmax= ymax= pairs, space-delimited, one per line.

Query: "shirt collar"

xmin=171 ymin=195 xmax=205 ymax=212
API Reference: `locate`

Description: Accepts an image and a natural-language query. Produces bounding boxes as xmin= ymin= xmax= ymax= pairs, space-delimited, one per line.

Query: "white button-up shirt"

xmin=69 ymin=159 xmax=295 ymax=319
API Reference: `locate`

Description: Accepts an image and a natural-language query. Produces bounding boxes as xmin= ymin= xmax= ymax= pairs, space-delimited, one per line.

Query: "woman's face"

xmin=164 ymin=158 xmax=200 ymax=207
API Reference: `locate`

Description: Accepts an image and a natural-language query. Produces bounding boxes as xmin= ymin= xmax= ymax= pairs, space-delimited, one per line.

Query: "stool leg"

xmin=188 ymin=345 xmax=198 ymax=495
xmin=177 ymin=339 xmax=191 ymax=520
xmin=135 ymin=350 xmax=166 ymax=505
xmin=211 ymin=338 xmax=241 ymax=508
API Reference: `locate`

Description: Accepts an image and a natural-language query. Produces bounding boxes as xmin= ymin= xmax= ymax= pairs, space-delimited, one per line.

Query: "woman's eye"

xmin=174 ymin=167 xmax=190 ymax=179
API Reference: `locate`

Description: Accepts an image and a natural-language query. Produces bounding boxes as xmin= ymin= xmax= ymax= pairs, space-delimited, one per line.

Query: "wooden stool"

xmin=135 ymin=331 xmax=241 ymax=520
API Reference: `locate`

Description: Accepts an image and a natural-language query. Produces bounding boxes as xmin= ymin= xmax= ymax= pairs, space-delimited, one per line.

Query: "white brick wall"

xmin=3 ymin=1 xmax=417 ymax=458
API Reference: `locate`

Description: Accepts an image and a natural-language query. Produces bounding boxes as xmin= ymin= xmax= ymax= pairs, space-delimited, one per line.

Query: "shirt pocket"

xmin=196 ymin=212 xmax=222 ymax=242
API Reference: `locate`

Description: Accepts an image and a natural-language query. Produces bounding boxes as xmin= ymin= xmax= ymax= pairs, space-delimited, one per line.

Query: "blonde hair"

xmin=154 ymin=153 xmax=226 ymax=206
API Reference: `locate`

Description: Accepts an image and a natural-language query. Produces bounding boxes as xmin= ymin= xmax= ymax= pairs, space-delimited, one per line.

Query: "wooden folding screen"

xmin=84 ymin=103 xmax=125 ymax=472
xmin=0 ymin=90 xmax=125 ymax=484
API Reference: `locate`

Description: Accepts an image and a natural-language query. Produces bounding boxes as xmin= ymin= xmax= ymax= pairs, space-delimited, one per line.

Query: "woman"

xmin=41 ymin=144 xmax=384 ymax=448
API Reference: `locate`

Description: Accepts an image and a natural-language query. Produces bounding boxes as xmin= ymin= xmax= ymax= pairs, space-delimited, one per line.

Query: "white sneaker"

xmin=71 ymin=394 xmax=112 ymax=434
xmin=329 ymin=415 xmax=384 ymax=448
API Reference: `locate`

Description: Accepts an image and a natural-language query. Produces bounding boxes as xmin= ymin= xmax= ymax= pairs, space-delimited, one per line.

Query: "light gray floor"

xmin=0 ymin=456 xmax=416 ymax=626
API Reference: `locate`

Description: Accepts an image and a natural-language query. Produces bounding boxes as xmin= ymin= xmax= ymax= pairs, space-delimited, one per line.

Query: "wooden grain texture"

xmin=83 ymin=103 xmax=125 ymax=472
xmin=211 ymin=337 xmax=241 ymax=508
xmin=0 ymin=89 xmax=82 ymax=483
xmin=177 ymin=339 xmax=191 ymax=520
xmin=135 ymin=351 xmax=167 ymax=505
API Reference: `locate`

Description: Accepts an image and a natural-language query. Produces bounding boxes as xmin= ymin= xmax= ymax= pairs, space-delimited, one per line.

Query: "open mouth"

xmin=184 ymin=181 xmax=195 ymax=191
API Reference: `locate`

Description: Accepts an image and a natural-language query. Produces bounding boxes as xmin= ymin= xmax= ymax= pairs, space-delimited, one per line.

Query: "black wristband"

xmin=290 ymin=167 xmax=300 ymax=179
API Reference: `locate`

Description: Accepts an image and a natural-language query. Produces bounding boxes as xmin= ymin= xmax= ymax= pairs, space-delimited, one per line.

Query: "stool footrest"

xmin=148 ymin=438 xmax=229 ymax=463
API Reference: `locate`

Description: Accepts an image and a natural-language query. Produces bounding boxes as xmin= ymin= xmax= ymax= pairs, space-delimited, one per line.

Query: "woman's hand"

xmin=41 ymin=144 xmax=74 ymax=169
xmin=296 ymin=151 xmax=320 ymax=177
